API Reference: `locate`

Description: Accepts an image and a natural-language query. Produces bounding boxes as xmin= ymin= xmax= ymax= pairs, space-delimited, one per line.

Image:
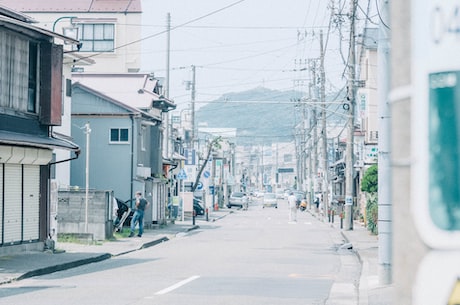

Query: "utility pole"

xmin=164 ymin=13 xmax=171 ymax=158
xmin=165 ymin=13 xmax=171 ymax=99
xmin=191 ymin=65 xmax=196 ymax=146
xmin=344 ymin=0 xmax=357 ymax=230
xmin=378 ymin=0 xmax=392 ymax=285
xmin=310 ymin=59 xmax=318 ymax=205
xmin=319 ymin=30 xmax=329 ymax=222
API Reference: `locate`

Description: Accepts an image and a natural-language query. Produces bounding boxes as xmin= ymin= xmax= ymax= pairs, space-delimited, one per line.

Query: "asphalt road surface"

xmin=0 ymin=198 xmax=360 ymax=305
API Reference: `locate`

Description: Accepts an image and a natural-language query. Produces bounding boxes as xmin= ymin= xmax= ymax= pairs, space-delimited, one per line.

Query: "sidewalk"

xmin=327 ymin=214 xmax=395 ymax=305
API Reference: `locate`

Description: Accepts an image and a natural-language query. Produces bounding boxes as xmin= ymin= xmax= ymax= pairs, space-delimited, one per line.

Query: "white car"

xmin=227 ymin=192 xmax=248 ymax=208
xmin=262 ymin=193 xmax=278 ymax=208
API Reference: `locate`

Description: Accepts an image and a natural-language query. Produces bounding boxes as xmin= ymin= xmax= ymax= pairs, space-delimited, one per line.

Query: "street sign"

xmin=196 ymin=182 xmax=203 ymax=190
xmin=177 ymin=169 xmax=187 ymax=180
xmin=412 ymin=1 xmax=460 ymax=248
xmin=203 ymin=170 xmax=210 ymax=178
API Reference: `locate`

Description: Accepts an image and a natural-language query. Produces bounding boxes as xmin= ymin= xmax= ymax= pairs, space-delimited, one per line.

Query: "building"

xmin=0 ymin=6 xmax=79 ymax=253
xmin=71 ymin=73 xmax=175 ymax=225
xmin=1 ymin=0 xmax=143 ymax=73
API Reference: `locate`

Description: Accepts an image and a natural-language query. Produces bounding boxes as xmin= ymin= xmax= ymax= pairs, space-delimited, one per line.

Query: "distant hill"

xmin=195 ymin=87 xmax=306 ymax=145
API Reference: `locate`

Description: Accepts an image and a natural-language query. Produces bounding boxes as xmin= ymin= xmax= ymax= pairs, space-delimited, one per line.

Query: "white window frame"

xmin=109 ymin=128 xmax=129 ymax=144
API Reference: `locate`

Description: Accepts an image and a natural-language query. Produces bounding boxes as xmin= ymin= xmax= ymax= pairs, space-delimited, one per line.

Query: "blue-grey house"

xmin=70 ymin=73 xmax=175 ymax=225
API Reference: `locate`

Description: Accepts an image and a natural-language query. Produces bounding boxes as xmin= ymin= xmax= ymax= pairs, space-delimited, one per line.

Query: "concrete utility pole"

xmin=310 ymin=60 xmax=319 ymax=203
xmin=165 ymin=13 xmax=171 ymax=158
xmin=344 ymin=0 xmax=357 ymax=230
xmin=191 ymin=65 xmax=196 ymax=146
xmin=165 ymin=13 xmax=171 ymax=99
xmin=377 ymin=0 xmax=392 ymax=285
xmin=319 ymin=30 xmax=329 ymax=221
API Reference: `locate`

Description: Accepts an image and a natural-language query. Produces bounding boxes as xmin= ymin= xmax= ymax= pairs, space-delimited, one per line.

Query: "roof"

xmin=72 ymin=81 xmax=162 ymax=121
xmin=0 ymin=7 xmax=80 ymax=44
xmin=0 ymin=130 xmax=80 ymax=151
xmin=72 ymin=73 xmax=175 ymax=111
xmin=0 ymin=0 xmax=141 ymax=13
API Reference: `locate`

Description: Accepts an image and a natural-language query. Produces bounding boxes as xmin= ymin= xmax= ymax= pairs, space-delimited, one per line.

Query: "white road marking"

xmin=155 ymin=275 xmax=200 ymax=295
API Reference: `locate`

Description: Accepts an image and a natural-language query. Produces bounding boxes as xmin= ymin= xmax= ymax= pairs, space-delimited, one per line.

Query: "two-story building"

xmin=71 ymin=73 xmax=175 ymax=225
xmin=0 ymin=6 xmax=80 ymax=253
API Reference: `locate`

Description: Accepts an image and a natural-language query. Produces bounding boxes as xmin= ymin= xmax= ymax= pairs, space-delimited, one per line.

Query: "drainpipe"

xmin=130 ymin=115 xmax=135 ymax=207
xmin=49 ymin=150 xmax=81 ymax=165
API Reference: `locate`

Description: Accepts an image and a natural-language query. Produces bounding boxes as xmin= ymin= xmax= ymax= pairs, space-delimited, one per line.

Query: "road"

xmin=0 ymin=198 xmax=360 ymax=305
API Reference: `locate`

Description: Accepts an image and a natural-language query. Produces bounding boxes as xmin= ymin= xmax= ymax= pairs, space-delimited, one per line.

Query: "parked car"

xmin=263 ymin=192 xmax=278 ymax=208
xmin=193 ymin=198 xmax=205 ymax=215
xmin=227 ymin=192 xmax=248 ymax=208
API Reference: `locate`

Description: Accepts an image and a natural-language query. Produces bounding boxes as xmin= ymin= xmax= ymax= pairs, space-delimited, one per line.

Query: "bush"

xmin=366 ymin=195 xmax=378 ymax=235
xmin=362 ymin=164 xmax=378 ymax=234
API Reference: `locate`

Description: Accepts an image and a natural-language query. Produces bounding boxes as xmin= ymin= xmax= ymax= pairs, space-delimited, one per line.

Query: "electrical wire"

xmin=74 ymin=0 xmax=247 ymax=63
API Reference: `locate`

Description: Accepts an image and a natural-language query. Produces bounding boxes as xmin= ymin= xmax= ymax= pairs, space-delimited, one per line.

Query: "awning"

xmin=0 ymin=130 xmax=80 ymax=151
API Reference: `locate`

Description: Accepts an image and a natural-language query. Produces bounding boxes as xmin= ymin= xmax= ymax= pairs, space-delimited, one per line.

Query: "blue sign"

xmin=196 ymin=182 xmax=203 ymax=190
xmin=177 ymin=169 xmax=187 ymax=180
xmin=203 ymin=170 xmax=210 ymax=178
xmin=184 ymin=149 xmax=196 ymax=165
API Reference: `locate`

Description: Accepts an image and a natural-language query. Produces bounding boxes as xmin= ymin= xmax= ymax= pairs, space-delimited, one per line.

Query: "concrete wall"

xmin=57 ymin=190 xmax=114 ymax=241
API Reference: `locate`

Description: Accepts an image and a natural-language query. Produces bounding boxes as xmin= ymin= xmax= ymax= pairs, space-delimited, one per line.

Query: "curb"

xmin=340 ymin=231 xmax=368 ymax=305
xmin=4 ymin=225 xmax=204 ymax=285
xmin=16 ymin=253 xmax=112 ymax=282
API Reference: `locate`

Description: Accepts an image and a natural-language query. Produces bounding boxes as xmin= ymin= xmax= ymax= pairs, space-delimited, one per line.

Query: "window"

xmin=110 ymin=128 xmax=129 ymax=143
xmin=141 ymin=126 xmax=147 ymax=151
xmin=0 ymin=31 xmax=29 ymax=112
xmin=28 ymin=42 xmax=38 ymax=113
xmin=284 ymin=154 xmax=293 ymax=163
xmin=76 ymin=23 xmax=114 ymax=52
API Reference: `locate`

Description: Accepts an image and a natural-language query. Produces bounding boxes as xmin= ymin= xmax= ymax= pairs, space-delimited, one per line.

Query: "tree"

xmin=191 ymin=136 xmax=222 ymax=192
xmin=361 ymin=164 xmax=378 ymax=193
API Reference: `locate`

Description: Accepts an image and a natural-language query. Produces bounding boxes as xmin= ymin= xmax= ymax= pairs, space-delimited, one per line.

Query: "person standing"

xmin=129 ymin=191 xmax=149 ymax=237
xmin=287 ymin=191 xmax=297 ymax=222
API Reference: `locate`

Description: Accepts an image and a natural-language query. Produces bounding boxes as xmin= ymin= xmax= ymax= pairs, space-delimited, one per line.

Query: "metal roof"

xmin=0 ymin=130 xmax=80 ymax=151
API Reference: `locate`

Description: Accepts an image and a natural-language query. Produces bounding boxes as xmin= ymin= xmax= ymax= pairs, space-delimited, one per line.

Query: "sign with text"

xmin=412 ymin=0 xmax=460 ymax=249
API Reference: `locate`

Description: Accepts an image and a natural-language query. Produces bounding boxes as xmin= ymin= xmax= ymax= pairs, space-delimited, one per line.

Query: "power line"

xmin=74 ymin=0 xmax=247 ymax=63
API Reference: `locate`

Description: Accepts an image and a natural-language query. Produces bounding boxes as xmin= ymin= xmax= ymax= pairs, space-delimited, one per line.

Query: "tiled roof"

xmin=0 ymin=0 xmax=141 ymax=13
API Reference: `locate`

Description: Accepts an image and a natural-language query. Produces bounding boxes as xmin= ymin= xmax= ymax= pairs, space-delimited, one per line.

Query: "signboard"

xmin=177 ymin=169 xmax=187 ymax=180
xmin=345 ymin=196 xmax=353 ymax=206
xmin=412 ymin=1 xmax=460 ymax=249
xmin=184 ymin=149 xmax=196 ymax=165
xmin=203 ymin=170 xmax=210 ymax=178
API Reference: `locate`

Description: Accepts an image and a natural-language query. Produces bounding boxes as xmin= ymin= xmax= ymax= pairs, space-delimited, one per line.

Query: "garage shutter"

xmin=23 ymin=165 xmax=39 ymax=241
xmin=0 ymin=165 xmax=3 ymax=244
xmin=4 ymin=164 xmax=22 ymax=244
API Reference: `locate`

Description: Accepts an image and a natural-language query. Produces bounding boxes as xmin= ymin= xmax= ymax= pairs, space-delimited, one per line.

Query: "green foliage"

xmin=361 ymin=164 xmax=378 ymax=193
xmin=361 ymin=165 xmax=378 ymax=234
xmin=366 ymin=195 xmax=378 ymax=235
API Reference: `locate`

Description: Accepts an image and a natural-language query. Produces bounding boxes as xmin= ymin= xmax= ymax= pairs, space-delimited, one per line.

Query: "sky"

xmin=139 ymin=0 xmax=378 ymax=110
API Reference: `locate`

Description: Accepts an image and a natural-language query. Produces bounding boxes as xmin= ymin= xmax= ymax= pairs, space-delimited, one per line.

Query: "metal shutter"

xmin=23 ymin=165 xmax=39 ymax=241
xmin=4 ymin=164 xmax=22 ymax=244
xmin=0 ymin=164 xmax=3 ymax=244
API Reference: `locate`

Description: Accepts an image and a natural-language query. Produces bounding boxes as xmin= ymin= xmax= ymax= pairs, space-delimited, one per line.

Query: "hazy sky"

xmin=140 ymin=0 xmax=377 ymax=109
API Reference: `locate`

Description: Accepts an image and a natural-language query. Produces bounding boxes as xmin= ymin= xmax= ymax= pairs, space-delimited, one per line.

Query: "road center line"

xmin=155 ymin=275 xmax=200 ymax=295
